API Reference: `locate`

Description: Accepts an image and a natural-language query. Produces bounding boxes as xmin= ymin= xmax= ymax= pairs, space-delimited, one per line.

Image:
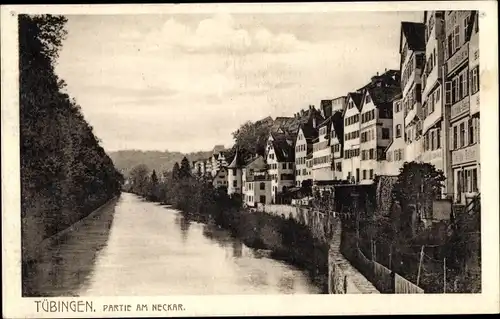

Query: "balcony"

xmin=446 ymin=43 xmax=469 ymax=76
xmin=452 ymin=143 xmax=479 ymax=166
xmin=450 ymin=97 xmax=470 ymax=121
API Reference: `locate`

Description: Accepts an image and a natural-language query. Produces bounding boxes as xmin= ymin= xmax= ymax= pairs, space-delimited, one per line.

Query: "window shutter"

xmin=449 ymin=127 xmax=453 ymax=150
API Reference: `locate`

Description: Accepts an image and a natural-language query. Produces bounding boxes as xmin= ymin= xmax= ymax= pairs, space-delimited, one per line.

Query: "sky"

xmin=55 ymin=11 xmax=423 ymax=153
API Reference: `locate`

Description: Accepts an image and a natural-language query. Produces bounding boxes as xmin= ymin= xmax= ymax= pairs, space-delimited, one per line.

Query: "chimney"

xmin=309 ymin=105 xmax=312 ymax=110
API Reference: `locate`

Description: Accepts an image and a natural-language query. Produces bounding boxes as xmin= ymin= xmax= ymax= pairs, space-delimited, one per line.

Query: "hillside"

xmin=109 ymin=149 xmax=222 ymax=177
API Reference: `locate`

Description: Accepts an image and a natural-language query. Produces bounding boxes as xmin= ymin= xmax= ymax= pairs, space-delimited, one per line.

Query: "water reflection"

xmin=26 ymin=193 xmax=320 ymax=296
xmin=23 ymin=198 xmax=119 ymax=297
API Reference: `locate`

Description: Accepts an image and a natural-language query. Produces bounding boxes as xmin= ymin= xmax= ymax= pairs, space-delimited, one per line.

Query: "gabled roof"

xmin=465 ymin=11 xmax=478 ymax=41
xmin=270 ymin=138 xmax=294 ymax=162
xmin=365 ymin=86 xmax=402 ymax=107
xmin=347 ymin=92 xmax=363 ymax=111
xmin=298 ymin=122 xmax=318 ymax=140
xmin=244 ymin=155 xmax=267 ymax=171
xmin=400 ymin=22 xmax=426 ymax=52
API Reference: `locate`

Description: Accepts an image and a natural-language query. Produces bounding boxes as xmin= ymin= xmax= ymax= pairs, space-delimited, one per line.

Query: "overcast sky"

xmin=55 ymin=11 xmax=423 ymax=153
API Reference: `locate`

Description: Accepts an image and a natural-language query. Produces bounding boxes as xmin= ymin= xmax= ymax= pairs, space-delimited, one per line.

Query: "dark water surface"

xmin=26 ymin=193 xmax=320 ymax=296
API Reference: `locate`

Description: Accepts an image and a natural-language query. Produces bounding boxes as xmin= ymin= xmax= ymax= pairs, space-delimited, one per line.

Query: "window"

xmin=233 ymin=180 xmax=237 ymax=187
xmin=382 ymin=128 xmax=390 ymax=139
xmin=453 ymin=126 xmax=458 ymax=149
xmin=288 ymin=163 xmax=293 ymax=169
xmin=435 ymin=87 xmax=441 ymax=103
xmin=446 ymin=33 xmax=453 ymax=58
xmin=260 ymin=182 xmax=265 ymax=190
xmin=431 ymin=131 xmax=435 ymax=150
xmin=282 ymin=163 xmax=286 ymax=169
xmin=425 ymin=133 xmax=429 ymax=151
xmin=460 ymin=122 xmax=466 ymax=147
xmin=362 ymin=170 xmax=366 ymax=180
xmin=396 ymin=124 xmax=402 ymax=138
xmin=366 ymin=94 xmax=371 ymax=104
xmin=437 ymin=128 xmax=441 ymax=149
xmin=471 ymin=66 xmax=480 ymax=94
xmin=464 ymin=16 xmax=470 ymax=41
xmin=445 ymin=81 xmax=452 ymax=105
xmin=369 ymin=148 xmax=374 ymax=159
xmin=433 ymin=48 xmax=437 ymax=66
xmin=468 ymin=117 xmax=475 ymax=144
xmin=454 ymin=25 xmax=460 ymax=51
xmin=369 ymin=169 xmax=374 ymax=180
xmin=232 ymin=169 xmax=236 ymax=176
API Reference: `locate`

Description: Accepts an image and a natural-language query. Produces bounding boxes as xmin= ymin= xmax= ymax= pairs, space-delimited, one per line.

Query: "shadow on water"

xmin=22 ymin=198 xmax=119 ymax=297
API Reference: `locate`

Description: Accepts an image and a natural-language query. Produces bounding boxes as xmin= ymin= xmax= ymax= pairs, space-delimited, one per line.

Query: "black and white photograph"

xmin=1 ymin=2 xmax=498 ymax=317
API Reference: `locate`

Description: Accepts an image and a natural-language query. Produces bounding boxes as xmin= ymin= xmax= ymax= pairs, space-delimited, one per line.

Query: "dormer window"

xmin=366 ymin=94 xmax=371 ymax=103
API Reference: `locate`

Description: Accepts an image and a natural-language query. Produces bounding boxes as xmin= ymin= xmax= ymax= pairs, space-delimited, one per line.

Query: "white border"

xmin=2 ymin=2 xmax=499 ymax=317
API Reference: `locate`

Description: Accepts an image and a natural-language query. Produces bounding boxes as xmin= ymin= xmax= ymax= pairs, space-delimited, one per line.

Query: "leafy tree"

xmin=392 ymin=161 xmax=446 ymax=238
xmin=20 ymin=14 xmax=123 ymax=293
xmin=129 ymin=164 xmax=149 ymax=196
xmin=232 ymin=120 xmax=272 ymax=156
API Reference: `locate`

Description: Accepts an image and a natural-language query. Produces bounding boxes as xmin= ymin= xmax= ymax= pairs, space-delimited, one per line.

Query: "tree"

xmin=392 ymin=161 xmax=446 ymax=238
xmin=232 ymin=120 xmax=272 ymax=156
xmin=179 ymin=157 xmax=191 ymax=179
xmin=20 ymin=14 xmax=123 ymax=294
xmin=172 ymin=162 xmax=180 ymax=181
xmin=130 ymin=164 xmax=149 ymax=196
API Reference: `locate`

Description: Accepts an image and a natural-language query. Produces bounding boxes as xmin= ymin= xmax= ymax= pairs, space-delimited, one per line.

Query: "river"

xmin=24 ymin=192 xmax=321 ymax=296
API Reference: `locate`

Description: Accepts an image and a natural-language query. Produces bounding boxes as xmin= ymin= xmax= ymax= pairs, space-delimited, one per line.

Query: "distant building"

xmin=242 ymin=155 xmax=271 ymax=207
xmin=212 ymin=167 xmax=228 ymax=189
xmin=227 ymin=150 xmax=245 ymax=196
xmin=330 ymin=111 xmax=345 ymax=180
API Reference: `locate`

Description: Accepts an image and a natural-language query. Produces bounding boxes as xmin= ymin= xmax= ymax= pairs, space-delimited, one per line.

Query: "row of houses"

xmin=191 ymin=10 xmax=480 ymax=207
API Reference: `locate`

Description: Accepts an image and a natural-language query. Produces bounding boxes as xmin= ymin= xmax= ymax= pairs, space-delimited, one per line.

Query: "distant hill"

xmin=109 ymin=149 xmax=220 ymax=177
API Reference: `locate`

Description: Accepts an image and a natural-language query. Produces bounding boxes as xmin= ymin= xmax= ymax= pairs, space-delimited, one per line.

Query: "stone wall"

xmin=261 ymin=204 xmax=380 ymax=294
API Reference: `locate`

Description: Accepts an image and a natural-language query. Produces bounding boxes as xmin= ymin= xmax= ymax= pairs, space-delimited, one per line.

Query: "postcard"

xmin=1 ymin=2 xmax=499 ymax=318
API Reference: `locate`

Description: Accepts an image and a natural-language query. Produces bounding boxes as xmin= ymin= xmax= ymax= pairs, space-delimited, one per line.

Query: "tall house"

xmin=399 ymin=22 xmax=426 ymax=162
xmin=294 ymin=122 xmax=318 ymax=187
xmin=330 ymin=110 xmax=345 ymax=180
xmin=227 ymin=150 xmax=244 ymax=196
xmin=266 ymin=133 xmax=295 ymax=203
xmin=382 ymin=94 xmax=406 ymax=175
xmin=444 ymin=11 xmax=480 ymax=204
xmin=342 ymin=92 xmax=363 ymax=182
xmin=312 ymin=117 xmax=334 ymax=182
xmin=359 ymin=85 xmax=400 ymax=183
xmin=420 ymin=11 xmax=452 ymax=197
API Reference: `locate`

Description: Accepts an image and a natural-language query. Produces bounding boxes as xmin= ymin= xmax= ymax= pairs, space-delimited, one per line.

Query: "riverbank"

xmin=22 ymin=196 xmax=120 ymax=296
xmin=165 ymin=201 xmax=329 ymax=293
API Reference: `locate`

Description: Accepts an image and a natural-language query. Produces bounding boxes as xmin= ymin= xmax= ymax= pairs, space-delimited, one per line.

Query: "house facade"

xmin=342 ymin=92 xmax=363 ymax=182
xmin=330 ymin=112 xmax=344 ymax=180
xmin=266 ymin=134 xmax=295 ymax=203
xmin=294 ymin=124 xmax=317 ymax=187
xmin=359 ymin=86 xmax=399 ymax=183
xmin=382 ymin=95 xmax=406 ymax=175
xmin=400 ymin=22 xmax=426 ymax=163
xmin=312 ymin=117 xmax=334 ymax=182
xmin=444 ymin=10 xmax=480 ymax=204
xmin=212 ymin=166 xmax=228 ymax=189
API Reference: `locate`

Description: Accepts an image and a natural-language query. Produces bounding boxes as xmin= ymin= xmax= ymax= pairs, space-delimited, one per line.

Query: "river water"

xmin=26 ymin=192 xmax=320 ymax=296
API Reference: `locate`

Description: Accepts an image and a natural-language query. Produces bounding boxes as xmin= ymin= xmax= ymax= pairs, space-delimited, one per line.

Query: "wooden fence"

xmin=394 ymin=273 xmax=425 ymax=294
